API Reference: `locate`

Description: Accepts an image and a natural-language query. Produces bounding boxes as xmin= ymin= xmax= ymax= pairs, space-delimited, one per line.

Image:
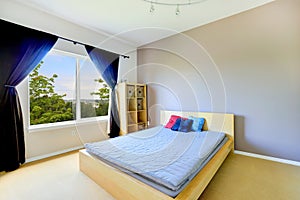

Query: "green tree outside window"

xmin=29 ymin=61 xmax=109 ymax=125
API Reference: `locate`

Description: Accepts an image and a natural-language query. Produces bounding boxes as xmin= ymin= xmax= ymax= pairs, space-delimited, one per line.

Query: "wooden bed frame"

xmin=79 ymin=110 xmax=234 ymax=200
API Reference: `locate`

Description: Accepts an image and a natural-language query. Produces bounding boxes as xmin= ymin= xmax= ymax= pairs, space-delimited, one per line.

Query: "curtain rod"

xmin=59 ymin=37 xmax=130 ymax=59
xmin=1 ymin=19 xmax=129 ymax=59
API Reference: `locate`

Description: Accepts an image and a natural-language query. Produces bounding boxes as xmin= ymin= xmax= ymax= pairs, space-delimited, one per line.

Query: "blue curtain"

xmin=85 ymin=45 xmax=120 ymax=138
xmin=0 ymin=20 xmax=58 ymax=172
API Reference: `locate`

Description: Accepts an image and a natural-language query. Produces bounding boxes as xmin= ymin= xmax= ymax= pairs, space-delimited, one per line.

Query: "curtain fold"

xmin=85 ymin=45 xmax=120 ymax=138
xmin=0 ymin=19 xmax=58 ymax=172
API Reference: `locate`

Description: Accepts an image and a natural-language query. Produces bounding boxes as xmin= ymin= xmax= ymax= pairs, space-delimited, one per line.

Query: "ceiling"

xmin=14 ymin=0 xmax=273 ymax=47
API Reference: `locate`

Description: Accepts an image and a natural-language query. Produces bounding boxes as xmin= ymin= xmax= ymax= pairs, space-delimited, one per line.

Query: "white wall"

xmin=119 ymin=51 xmax=137 ymax=83
xmin=1 ymin=0 xmax=137 ymax=160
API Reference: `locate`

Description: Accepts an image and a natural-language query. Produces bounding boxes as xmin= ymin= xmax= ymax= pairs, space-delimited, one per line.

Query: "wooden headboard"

xmin=160 ymin=110 xmax=234 ymax=139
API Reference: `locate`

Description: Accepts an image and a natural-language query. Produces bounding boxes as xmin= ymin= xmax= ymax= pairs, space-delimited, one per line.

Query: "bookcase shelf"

xmin=117 ymin=82 xmax=148 ymax=135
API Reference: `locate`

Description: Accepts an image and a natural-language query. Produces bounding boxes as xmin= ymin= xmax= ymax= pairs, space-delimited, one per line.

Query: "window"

xmin=29 ymin=48 xmax=109 ymax=126
xmin=79 ymin=59 xmax=109 ymax=118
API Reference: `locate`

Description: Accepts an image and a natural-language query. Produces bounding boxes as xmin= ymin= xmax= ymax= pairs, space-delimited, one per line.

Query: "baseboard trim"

xmin=26 ymin=145 xmax=84 ymax=163
xmin=234 ymin=150 xmax=300 ymax=167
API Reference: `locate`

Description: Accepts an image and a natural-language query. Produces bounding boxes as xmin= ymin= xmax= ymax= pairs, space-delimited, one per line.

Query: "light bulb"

xmin=150 ymin=3 xmax=155 ymax=13
xmin=175 ymin=5 xmax=180 ymax=15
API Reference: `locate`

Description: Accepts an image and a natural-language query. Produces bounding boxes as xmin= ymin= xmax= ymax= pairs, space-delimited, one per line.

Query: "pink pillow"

xmin=165 ymin=115 xmax=181 ymax=129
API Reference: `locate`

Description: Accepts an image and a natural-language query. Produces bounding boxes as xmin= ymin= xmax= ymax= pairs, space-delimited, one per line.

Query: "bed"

xmin=79 ymin=110 xmax=234 ymax=200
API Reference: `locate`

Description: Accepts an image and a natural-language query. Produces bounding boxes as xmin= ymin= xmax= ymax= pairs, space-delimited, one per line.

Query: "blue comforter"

xmin=84 ymin=125 xmax=225 ymax=191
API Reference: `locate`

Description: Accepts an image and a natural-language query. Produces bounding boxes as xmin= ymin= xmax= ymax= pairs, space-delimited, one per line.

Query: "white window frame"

xmin=28 ymin=48 xmax=109 ymax=132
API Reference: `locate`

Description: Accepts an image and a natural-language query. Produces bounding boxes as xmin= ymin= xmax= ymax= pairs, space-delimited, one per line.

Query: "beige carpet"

xmin=1 ymin=151 xmax=300 ymax=200
xmin=0 ymin=151 xmax=114 ymax=200
xmin=199 ymin=153 xmax=300 ymax=200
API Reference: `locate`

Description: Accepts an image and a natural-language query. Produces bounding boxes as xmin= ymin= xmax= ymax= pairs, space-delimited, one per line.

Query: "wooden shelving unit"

xmin=117 ymin=82 xmax=148 ymax=135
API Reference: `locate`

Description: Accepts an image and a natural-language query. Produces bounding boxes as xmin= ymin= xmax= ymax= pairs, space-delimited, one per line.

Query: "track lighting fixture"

xmin=143 ymin=0 xmax=208 ymax=15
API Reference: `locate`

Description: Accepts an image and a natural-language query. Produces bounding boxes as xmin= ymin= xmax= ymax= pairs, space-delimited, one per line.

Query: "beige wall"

xmin=138 ymin=0 xmax=300 ymax=161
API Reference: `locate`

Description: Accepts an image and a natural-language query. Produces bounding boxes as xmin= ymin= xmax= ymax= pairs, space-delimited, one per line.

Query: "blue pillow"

xmin=178 ymin=119 xmax=193 ymax=132
xmin=171 ymin=118 xmax=182 ymax=131
xmin=188 ymin=116 xmax=205 ymax=132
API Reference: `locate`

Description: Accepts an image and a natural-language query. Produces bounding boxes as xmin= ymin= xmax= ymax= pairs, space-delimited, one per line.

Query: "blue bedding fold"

xmin=84 ymin=125 xmax=226 ymax=193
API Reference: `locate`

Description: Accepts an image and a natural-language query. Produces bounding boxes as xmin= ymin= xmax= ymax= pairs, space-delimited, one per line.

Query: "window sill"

xmin=28 ymin=116 xmax=109 ymax=133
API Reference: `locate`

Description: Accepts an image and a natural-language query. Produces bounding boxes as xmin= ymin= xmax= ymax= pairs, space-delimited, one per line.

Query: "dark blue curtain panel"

xmin=0 ymin=19 xmax=57 ymax=172
xmin=85 ymin=45 xmax=120 ymax=138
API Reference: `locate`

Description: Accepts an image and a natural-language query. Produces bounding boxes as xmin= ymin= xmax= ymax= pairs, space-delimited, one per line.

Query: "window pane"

xmin=29 ymin=52 xmax=76 ymax=125
xmin=79 ymin=59 xmax=109 ymax=118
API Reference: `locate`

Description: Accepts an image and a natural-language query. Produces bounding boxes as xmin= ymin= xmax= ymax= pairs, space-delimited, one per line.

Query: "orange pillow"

xmin=164 ymin=115 xmax=181 ymax=129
